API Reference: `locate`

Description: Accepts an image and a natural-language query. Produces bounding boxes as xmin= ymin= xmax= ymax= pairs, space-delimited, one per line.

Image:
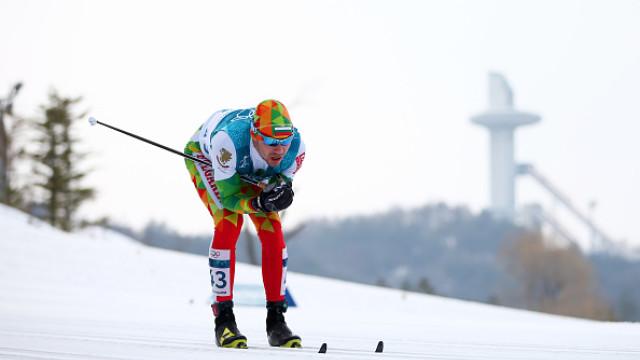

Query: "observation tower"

xmin=471 ymin=73 xmax=540 ymax=220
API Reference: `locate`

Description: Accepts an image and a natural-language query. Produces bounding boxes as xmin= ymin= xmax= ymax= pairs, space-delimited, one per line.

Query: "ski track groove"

xmin=0 ymin=346 xmax=139 ymax=360
xmin=0 ymin=327 xmax=640 ymax=360
xmin=389 ymin=338 xmax=640 ymax=358
xmin=0 ymin=328 xmax=214 ymax=352
xmin=1 ymin=328 xmax=639 ymax=359
xmin=305 ymin=334 xmax=640 ymax=359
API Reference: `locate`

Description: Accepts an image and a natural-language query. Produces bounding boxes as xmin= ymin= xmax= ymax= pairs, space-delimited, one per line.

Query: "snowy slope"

xmin=1 ymin=204 xmax=638 ymax=360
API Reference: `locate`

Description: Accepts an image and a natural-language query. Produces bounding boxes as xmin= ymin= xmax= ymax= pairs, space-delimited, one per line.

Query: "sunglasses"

xmin=261 ymin=136 xmax=293 ymax=147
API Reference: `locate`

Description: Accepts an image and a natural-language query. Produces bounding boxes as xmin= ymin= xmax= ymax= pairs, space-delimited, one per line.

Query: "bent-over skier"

xmin=184 ymin=99 xmax=306 ymax=349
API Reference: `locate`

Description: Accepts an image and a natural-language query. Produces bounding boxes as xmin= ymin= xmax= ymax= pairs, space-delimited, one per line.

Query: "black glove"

xmin=251 ymin=183 xmax=294 ymax=213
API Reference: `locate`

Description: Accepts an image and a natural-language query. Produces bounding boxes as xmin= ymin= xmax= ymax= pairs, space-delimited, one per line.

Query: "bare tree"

xmin=0 ymin=82 xmax=25 ymax=207
xmin=1 ymin=114 xmax=29 ymax=208
xmin=499 ymin=232 xmax=616 ymax=321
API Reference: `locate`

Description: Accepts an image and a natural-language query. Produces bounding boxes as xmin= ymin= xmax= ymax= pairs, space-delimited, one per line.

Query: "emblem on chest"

xmin=216 ymin=148 xmax=232 ymax=169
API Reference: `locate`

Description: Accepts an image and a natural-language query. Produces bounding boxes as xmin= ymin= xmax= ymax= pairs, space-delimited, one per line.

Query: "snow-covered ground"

xmin=1 ymin=204 xmax=638 ymax=359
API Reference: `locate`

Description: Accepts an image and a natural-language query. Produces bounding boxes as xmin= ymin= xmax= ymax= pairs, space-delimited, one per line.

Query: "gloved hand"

xmin=251 ymin=182 xmax=294 ymax=213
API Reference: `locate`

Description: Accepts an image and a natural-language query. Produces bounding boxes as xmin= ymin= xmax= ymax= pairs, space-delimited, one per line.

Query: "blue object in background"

xmin=285 ymin=287 xmax=297 ymax=307
xmin=232 ymin=285 xmax=297 ymax=307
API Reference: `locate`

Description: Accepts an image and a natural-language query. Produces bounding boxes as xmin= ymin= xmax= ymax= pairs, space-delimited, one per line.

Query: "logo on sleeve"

xmin=293 ymin=152 xmax=305 ymax=174
xmin=216 ymin=148 xmax=232 ymax=169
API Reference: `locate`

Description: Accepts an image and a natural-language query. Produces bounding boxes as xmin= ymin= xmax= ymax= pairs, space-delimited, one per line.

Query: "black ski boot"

xmin=266 ymin=300 xmax=301 ymax=348
xmin=212 ymin=301 xmax=247 ymax=348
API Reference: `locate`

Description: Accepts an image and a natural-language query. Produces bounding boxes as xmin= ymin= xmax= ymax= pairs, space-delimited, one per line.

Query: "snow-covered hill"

xmin=1 ymin=204 xmax=638 ymax=359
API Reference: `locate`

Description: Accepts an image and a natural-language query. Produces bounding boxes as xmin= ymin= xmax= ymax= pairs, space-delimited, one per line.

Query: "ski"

xmin=241 ymin=340 xmax=384 ymax=354
xmin=318 ymin=340 xmax=384 ymax=354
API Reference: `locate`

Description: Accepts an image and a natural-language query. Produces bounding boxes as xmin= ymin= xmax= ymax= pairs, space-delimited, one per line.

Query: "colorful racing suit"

xmin=184 ymin=108 xmax=306 ymax=303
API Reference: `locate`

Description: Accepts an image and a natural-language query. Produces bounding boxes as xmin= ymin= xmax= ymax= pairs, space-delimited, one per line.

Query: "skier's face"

xmin=253 ymin=139 xmax=291 ymax=167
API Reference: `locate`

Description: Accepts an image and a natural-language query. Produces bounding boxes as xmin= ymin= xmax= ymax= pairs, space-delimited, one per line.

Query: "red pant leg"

xmin=250 ymin=212 xmax=287 ymax=302
xmin=210 ymin=208 xmax=243 ymax=303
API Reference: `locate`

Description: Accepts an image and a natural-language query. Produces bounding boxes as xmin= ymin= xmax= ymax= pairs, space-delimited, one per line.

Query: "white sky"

xmin=1 ymin=0 xmax=639 ymax=249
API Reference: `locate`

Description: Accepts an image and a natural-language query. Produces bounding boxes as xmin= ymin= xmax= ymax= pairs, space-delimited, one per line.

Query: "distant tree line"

xmin=111 ymin=203 xmax=640 ymax=322
xmin=108 ymin=209 xmax=305 ymax=267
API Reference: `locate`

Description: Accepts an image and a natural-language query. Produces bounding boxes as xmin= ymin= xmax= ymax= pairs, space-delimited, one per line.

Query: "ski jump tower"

xmin=471 ymin=73 xmax=540 ymax=220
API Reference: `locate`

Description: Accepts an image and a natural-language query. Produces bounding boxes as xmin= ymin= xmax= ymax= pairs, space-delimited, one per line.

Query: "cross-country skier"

xmin=184 ymin=99 xmax=306 ymax=349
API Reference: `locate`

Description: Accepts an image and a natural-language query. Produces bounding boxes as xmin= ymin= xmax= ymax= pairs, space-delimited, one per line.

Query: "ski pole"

xmin=88 ymin=116 xmax=211 ymax=167
xmin=87 ymin=116 xmax=267 ymax=187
